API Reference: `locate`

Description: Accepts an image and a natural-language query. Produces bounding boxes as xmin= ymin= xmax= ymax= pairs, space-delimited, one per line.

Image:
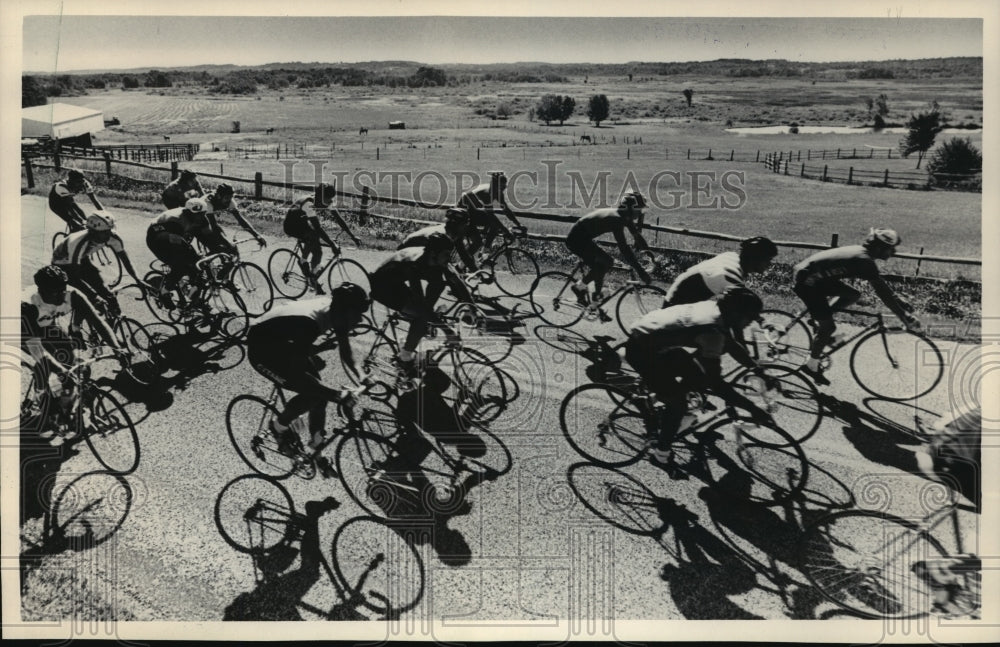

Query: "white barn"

xmin=22 ymin=103 xmax=104 ymax=142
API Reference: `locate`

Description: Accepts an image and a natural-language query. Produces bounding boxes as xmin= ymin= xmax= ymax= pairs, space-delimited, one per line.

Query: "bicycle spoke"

xmin=214 ymin=475 xmax=295 ymax=554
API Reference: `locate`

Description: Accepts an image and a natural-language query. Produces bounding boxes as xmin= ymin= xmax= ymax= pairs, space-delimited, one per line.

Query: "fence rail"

xmin=21 ymin=149 xmax=980 ymax=279
xmin=763 ymin=152 xmax=981 ymax=191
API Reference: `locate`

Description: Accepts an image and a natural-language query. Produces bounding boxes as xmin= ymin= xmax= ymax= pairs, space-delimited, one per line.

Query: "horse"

xmin=163 ymin=135 xmax=170 ymax=142
xmin=579 ymin=135 xmax=592 ymax=144
xmin=359 ymin=127 xmax=368 ymax=136
xmin=265 ymin=128 xmax=274 ymax=135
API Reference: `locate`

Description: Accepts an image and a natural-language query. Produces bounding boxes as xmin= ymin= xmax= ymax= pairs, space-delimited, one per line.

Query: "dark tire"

xmin=214 ymin=474 xmax=295 ymax=554
xmin=82 ymin=386 xmax=140 ymax=474
xmin=267 ymin=248 xmax=309 ymax=299
xmin=560 ymin=382 xmax=649 ymax=467
xmin=747 ymin=309 xmax=813 ymax=366
xmin=728 ymin=364 xmax=823 ymax=446
xmin=141 ymin=270 xmax=175 ymax=323
xmin=615 ymin=283 xmax=667 ymax=336
xmin=567 ymin=462 xmax=668 ymax=536
xmin=230 ymin=262 xmax=273 ymax=316
xmin=208 ymin=287 xmax=251 ymax=340
xmin=326 ymin=257 xmax=370 ymax=295
xmin=849 ymin=329 xmax=943 ymax=401
xmin=226 ymin=394 xmax=298 ymax=479
xmin=52 ymin=231 xmax=68 ymax=250
xmin=330 ymin=516 xmax=425 ymax=614
xmin=114 ymin=317 xmax=164 ymax=385
xmin=491 ymin=248 xmax=539 ymax=298
xmin=93 ymin=246 xmax=123 ymax=289
xmin=802 ymin=509 xmax=950 ymax=619
xmin=531 ymin=271 xmax=585 ymax=328
xmin=445 ymin=347 xmax=511 ymax=426
xmin=335 ymin=431 xmax=406 ymax=519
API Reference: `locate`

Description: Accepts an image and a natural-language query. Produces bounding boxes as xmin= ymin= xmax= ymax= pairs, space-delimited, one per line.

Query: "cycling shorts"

xmin=624 ymin=340 xmax=707 ymax=402
xmin=793 ymin=279 xmax=859 ymax=321
xmin=566 ymin=234 xmax=613 ymax=269
xmin=370 ymin=277 xmax=421 ymax=315
xmin=247 ymin=339 xmax=320 ymax=395
xmin=147 ymin=227 xmax=199 ymax=276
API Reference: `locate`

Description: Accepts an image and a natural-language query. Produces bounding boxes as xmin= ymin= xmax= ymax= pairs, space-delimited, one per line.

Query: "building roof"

xmin=22 ymin=102 xmax=103 ymax=125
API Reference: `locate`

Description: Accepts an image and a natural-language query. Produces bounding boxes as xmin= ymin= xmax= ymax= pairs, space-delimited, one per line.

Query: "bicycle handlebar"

xmin=196 ymin=252 xmax=233 ymax=270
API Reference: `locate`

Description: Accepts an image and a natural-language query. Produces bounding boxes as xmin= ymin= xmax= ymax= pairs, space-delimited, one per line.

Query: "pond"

xmin=725 ymin=125 xmax=982 ymax=135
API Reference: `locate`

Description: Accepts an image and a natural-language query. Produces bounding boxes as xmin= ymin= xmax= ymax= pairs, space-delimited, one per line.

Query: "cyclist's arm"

xmin=21 ymin=303 xmax=69 ymax=373
xmin=333 ymin=328 xmax=364 ymax=381
xmin=454 ymin=238 xmax=477 ymax=272
xmin=613 ymin=227 xmax=651 ymax=282
xmin=115 ymin=250 xmax=143 ymax=283
xmin=442 ymin=265 xmax=474 ymax=303
xmin=320 ymin=206 xmax=362 ymax=246
xmin=868 ymin=275 xmax=916 ymax=324
xmin=624 ymin=217 xmax=650 ymax=251
xmin=307 ymin=215 xmax=339 ymax=249
xmin=69 ymin=290 xmax=120 ymax=350
xmin=225 ymin=204 xmax=265 ymax=243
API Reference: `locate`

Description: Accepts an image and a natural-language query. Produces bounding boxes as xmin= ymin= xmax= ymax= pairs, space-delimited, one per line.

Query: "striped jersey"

xmin=52 ymin=230 xmax=125 ymax=266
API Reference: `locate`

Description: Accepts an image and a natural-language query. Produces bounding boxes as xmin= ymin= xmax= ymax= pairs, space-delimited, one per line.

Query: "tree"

xmin=875 ymin=93 xmax=889 ymax=118
xmin=587 ymin=94 xmax=610 ymax=127
xmin=927 ymin=137 xmax=982 ymax=178
xmin=682 ymin=88 xmax=694 ymax=107
xmin=899 ymin=104 xmax=944 ymax=169
xmin=535 ymin=94 xmax=562 ymax=125
xmin=496 ymin=101 xmax=512 ymax=119
xmin=122 ymin=76 xmax=140 ymax=89
xmin=22 ymin=75 xmax=47 ymax=107
xmin=144 ymin=70 xmax=172 ymax=88
xmin=558 ymin=96 xmax=575 ymax=125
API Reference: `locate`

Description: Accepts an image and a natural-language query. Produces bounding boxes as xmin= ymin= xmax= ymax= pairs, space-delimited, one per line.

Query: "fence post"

xmin=707 ymin=148 xmax=712 ymax=159
xmin=170 ymin=161 xmax=179 ymax=180
xmin=254 ymin=172 xmax=263 ymax=200
xmin=807 ymin=149 xmax=811 ymax=160
xmin=687 ymin=149 xmax=690 ymax=160
xmin=377 ymin=147 xmax=380 ymax=161
xmin=830 ymin=233 xmax=839 ymax=248
xmin=836 ymin=148 xmax=840 ymax=159
xmin=821 ymin=150 xmax=825 ymax=160
xmin=23 ymin=154 xmax=34 ymax=188
xmin=888 ymin=149 xmax=893 ymax=159
xmin=915 ymin=246 xmax=925 ymax=276
xmin=54 ymin=147 xmax=61 ymax=172
xmin=847 ymin=167 xmax=853 ymax=184
xmin=800 ymin=163 xmax=805 ymax=177
xmin=627 ymin=148 xmax=630 ymax=160
xmin=730 ymin=150 xmax=734 ymax=161
xmin=883 ymin=169 xmax=890 ymax=187
xmin=755 ymin=150 xmax=760 ymax=162
xmin=220 ymin=163 xmax=224 ymax=175
xmin=852 ymin=148 xmax=856 ymax=157
xmin=104 ymin=151 xmax=112 ymax=177
xmin=360 ymin=185 xmax=370 ymax=225
xmin=477 ymin=148 xmax=480 ymax=160
xmin=823 ymin=165 xmax=828 ymax=181
xmin=784 ymin=160 xmax=789 ymax=175
xmin=869 ymin=148 xmax=874 ymax=159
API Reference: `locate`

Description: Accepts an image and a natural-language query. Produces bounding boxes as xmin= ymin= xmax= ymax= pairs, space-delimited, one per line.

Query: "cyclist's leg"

xmin=299 ymin=234 xmax=325 ymax=293
xmin=80 ymin=260 xmax=116 ymax=310
xmin=586 ymin=245 xmax=615 ymax=298
xmin=625 ymin=341 xmax=691 ymax=453
xmin=827 ymin=281 xmax=861 ymax=314
xmin=794 ymin=281 xmax=835 ymax=367
xmin=59 ymin=265 xmax=106 ymax=311
xmin=465 ymin=223 xmax=485 ymax=257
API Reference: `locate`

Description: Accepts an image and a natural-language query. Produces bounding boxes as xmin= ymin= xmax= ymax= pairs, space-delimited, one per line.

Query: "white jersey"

xmin=664 ymin=251 xmax=744 ymax=305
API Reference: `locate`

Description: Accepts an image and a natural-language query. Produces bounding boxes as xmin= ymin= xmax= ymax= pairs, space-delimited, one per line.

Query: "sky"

xmin=21 ymin=13 xmax=985 ymax=73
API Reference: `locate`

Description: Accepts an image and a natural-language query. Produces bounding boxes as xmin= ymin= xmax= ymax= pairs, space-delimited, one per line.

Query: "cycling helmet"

xmin=423 ymin=231 xmax=455 ymax=254
xmin=184 ymin=189 xmax=202 ymax=200
xmin=717 ymin=286 xmax=763 ymax=318
xmin=180 ymin=169 xmax=197 ymax=179
xmin=740 ymin=236 xmax=778 ymax=259
xmin=86 ymin=210 xmax=115 ymax=232
xmin=215 ymin=183 xmax=234 ymax=197
xmin=619 ymin=191 xmax=647 ymax=210
xmin=865 ymin=227 xmax=901 ymax=247
xmin=185 ymin=197 xmax=208 ymax=214
xmin=67 ymin=169 xmax=85 ymax=181
xmin=444 ymin=208 xmax=469 ymax=225
xmin=34 ymin=265 xmax=68 ymax=292
xmin=331 ymin=282 xmax=371 ymax=311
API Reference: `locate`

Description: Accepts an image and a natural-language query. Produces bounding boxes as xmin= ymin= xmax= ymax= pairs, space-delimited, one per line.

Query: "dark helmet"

xmin=215 ymin=183 xmax=234 ymax=197
xmin=423 ymin=231 xmax=455 ymax=254
xmin=34 ymin=265 xmax=68 ymax=292
xmin=331 ymin=282 xmax=371 ymax=311
xmin=67 ymin=169 xmax=85 ymax=181
xmin=717 ymin=286 xmax=763 ymax=318
xmin=445 ymin=208 xmax=469 ymax=225
xmin=180 ymin=169 xmax=197 ymax=179
xmin=740 ymin=236 xmax=778 ymax=260
xmin=619 ymin=191 xmax=647 ymax=210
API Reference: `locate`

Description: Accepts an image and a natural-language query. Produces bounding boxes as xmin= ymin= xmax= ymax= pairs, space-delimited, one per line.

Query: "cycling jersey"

xmin=628 ymin=300 xmax=728 ymax=360
xmin=283 ymin=200 xmax=315 ymax=239
xmin=148 ymin=208 xmax=209 ymax=239
xmin=162 ymin=178 xmax=202 ymax=209
xmin=398 ymin=224 xmax=448 ymax=249
xmin=52 ymin=230 xmax=125 ymax=267
xmin=21 ymin=286 xmax=81 ymax=336
xmin=794 ymin=245 xmax=879 ymax=287
xmin=248 ymin=297 xmax=333 ymax=352
xmin=48 ymin=181 xmax=92 ymax=230
xmin=664 ymin=251 xmax=744 ymax=305
xmin=567 ymin=209 xmax=628 ymax=241
xmin=457 ymin=184 xmax=494 ymax=221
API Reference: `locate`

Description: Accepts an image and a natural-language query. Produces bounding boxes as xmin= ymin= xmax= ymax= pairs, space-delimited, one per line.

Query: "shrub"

xmin=927 ymin=137 xmax=982 ymax=189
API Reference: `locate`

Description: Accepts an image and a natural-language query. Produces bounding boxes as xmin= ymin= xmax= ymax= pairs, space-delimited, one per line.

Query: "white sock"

xmin=398 ymin=349 xmax=416 ymax=362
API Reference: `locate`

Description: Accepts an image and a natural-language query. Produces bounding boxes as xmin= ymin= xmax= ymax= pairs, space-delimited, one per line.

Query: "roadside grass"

xmin=20 ymin=561 xmax=136 ymax=622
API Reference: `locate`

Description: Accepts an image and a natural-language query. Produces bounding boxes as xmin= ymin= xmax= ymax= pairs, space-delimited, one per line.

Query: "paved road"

xmin=13 ymin=195 xmax=979 ymax=628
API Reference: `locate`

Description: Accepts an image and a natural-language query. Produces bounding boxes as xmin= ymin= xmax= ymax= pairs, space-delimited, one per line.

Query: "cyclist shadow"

xmin=532 ymin=326 xmax=624 ymax=381
xmin=820 ymin=393 xmax=929 ymax=476
xmin=223 ymin=496 xmax=371 ymax=621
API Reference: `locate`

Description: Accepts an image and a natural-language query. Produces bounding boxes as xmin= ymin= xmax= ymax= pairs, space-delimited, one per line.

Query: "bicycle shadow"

xmin=531 ymin=325 xmax=623 ymax=382
xmin=820 ymin=393 xmax=931 ymax=476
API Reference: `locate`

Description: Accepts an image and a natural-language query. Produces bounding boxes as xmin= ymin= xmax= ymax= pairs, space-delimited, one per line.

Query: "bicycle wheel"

xmin=433 ymin=421 xmax=513 ymax=480
xmin=446 ymin=347 xmax=510 ymax=426
xmin=267 ymin=248 xmax=309 ymax=299
xmin=802 ymin=509 xmax=950 ymax=619
xmin=335 ymin=431 xmax=409 ymax=519
xmin=94 ymin=247 xmax=123 ymax=289
xmin=615 ymin=283 xmax=667 ymax=336
xmin=746 ymin=309 xmax=813 ymax=366
xmin=327 ymin=258 xmax=370 ymax=295
xmin=226 ymin=395 xmax=298 ymax=479
xmin=141 ymin=270 xmax=175 ymax=323
xmin=331 ymin=516 xmax=425 ymax=615
xmin=82 ymin=386 xmax=140 ymax=474
xmin=215 ymin=474 xmax=296 ymax=554
xmin=114 ymin=316 xmax=163 ymax=385
xmin=491 ymin=248 xmax=539 ymax=298
xmin=531 ymin=271 xmax=585 ymax=328
xmin=729 ymin=364 xmax=822 ymax=446
xmin=850 ymin=329 xmax=943 ymax=401
xmin=560 ymin=383 xmax=650 ymax=467
xmin=207 ymin=287 xmax=251 ymax=340
xmin=699 ymin=417 xmax=808 ymax=506
xmin=230 ymin=262 xmax=273 ymax=316
xmin=567 ymin=462 xmax=668 ymax=536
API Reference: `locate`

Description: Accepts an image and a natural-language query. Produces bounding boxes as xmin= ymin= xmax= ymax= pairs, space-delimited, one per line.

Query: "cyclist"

xmin=624 ymin=287 xmax=776 ymax=468
xmin=52 ymin=209 xmax=145 ymax=314
xmin=664 ymin=236 xmax=778 ymax=306
xmin=282 ymin=194 xmax=342 ymax=295
xmin=21 ymin=266 xmax=123 ymax=445
xmin=48 ymin=169 xmax=95 ymax=232
xmin=370 ymin=232 xmax=471 ymax=375
xmin=199 ymin=183 xmax=266 ymax=254
xmin=398 ymin=208 xmax=478 ymax=274
xmin=162 ymin=169 xmax=205 ymax=209
xmin=793 ymin=228 xmax=920 ymax=384
xmin=146 ymin=197 xmax=215 ymax=309
xmin=247 ymin=283 xmax=372 ymax=457
xmin=566 ymin=191 xmax=652 ymax=311
xmin=457 ymin=175 xmax=523 ymax=259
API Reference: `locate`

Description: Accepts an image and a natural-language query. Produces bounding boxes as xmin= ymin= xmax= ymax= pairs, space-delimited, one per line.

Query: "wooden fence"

xmin=22 ymin=141 xmax=198 ymax=163
xmin=763 ymin=152 xmax=982 ymax=191
xmin=21 ymin=150 xmax=980 ymax=280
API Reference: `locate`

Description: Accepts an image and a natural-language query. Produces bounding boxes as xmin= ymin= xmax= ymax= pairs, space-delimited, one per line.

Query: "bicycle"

xmin=142 ymin=253 xmax=251 ymax=340
xmin=20 ymin=349 xmax=140 ymax=474
xmin=464 ymin=225 xmax=539 ymax=298
xmin=268 ymin=238 xmax=369 ymax=300
xmin=801 ymin=485 xmax=980 ymax=619
xmin=747 ymin=306 xmax=943 ymax=400
xmin=529 ymin=251 xmax=665 ymax=335
xmin=52 ymin=224 xmax=124 ymax=290
xmin=217 ymin=236 xmax=274 ymax=316
xmin=226 ymin=382 xmax=379 ymax=480
xmin=559 ymin=366 xmax=810 ymax=505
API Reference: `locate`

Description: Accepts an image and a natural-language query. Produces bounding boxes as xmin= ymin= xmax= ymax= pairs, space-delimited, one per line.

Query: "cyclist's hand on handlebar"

xmin=255 ymin=235 xmax=267 ymax=249
xmin=906 ymin=317 xmax=922 ymax=332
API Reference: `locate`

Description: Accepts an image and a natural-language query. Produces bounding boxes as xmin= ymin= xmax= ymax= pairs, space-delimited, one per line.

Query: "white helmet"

xmin=185 ymin=197 xmax=208 ymax=214
xmin=86 ymin=210 xmax=115 ymax=232
xmin=865 ymin=227 xmax=901 ymax=247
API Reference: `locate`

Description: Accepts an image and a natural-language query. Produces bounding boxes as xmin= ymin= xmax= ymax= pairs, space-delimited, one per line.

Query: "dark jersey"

xmin=794 ymin=245 xmax=879 ymax=287
xmin=247 ymin=297 xmax=333 ymax=353
xmin=568 ymin=209 xmax=628 ymax=241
